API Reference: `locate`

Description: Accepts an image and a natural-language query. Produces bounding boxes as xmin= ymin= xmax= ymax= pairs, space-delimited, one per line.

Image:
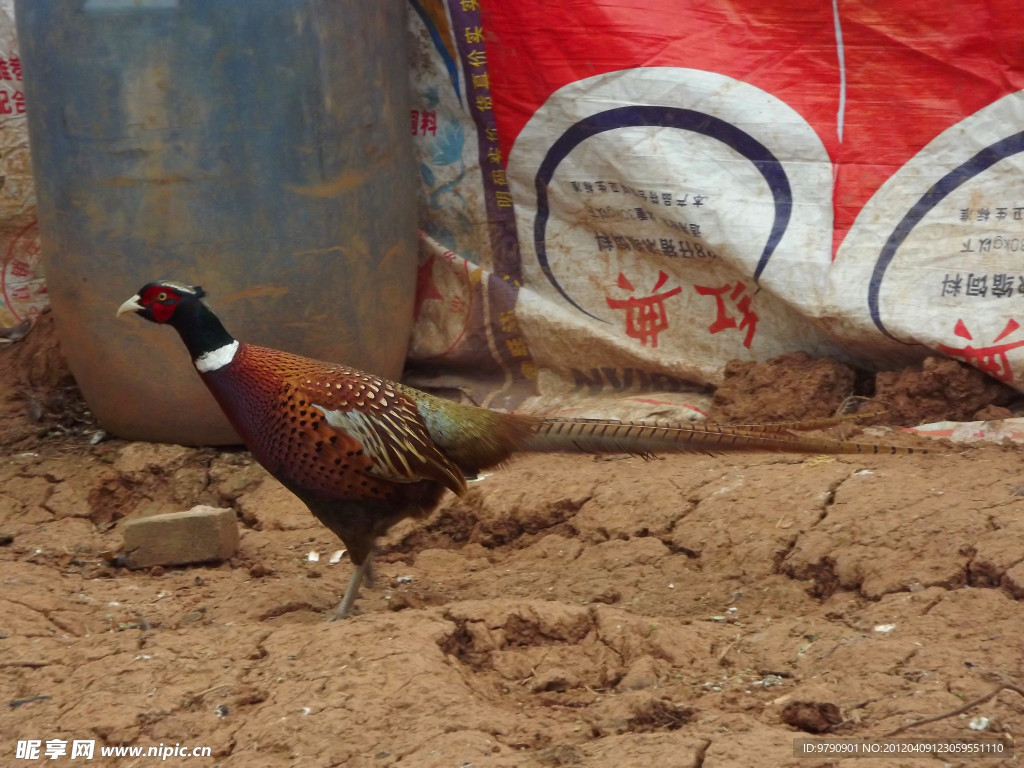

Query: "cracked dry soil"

xmin=4 ymin=320 xmax=1024 ymax=767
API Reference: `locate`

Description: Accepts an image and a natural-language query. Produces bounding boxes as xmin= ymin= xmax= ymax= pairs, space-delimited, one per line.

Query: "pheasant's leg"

xmin=329 ymin=556 xmax=374 ymax=621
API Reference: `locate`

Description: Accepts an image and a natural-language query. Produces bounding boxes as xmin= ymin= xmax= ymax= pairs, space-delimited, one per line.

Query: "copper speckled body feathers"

xmin=196 ymin=343 xmax=544 ymax=577
xmin=201 ymin=344 xmax=472 ymax=503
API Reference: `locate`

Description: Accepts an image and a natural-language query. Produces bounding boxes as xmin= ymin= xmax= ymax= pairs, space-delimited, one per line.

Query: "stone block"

xmin=122 ymin=505 xmax=238 ymax=569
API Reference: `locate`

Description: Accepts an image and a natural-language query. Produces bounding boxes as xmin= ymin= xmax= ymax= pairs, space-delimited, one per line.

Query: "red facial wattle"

xmin=151 ymin=302 xmax=176 ymax=323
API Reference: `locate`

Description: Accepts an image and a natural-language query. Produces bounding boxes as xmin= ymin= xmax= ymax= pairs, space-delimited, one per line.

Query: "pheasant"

xmin=118 ymin=280 xmax=924 ymax=619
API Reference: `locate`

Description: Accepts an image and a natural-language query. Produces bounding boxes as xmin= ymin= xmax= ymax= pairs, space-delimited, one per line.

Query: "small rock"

xmin=386 ymin=593 xmax=415 ymax=612
xmin=781 ymin=700 xmax=843 ymax=733
xmin=530 ymin=667 xmax=579 ymax=693
xmin=591 ymin=587 xmax=621 ymax=605
xmin=974 ymin=405 xmax=1013 ymax=421
xmin=1001 ymin=561 xmax=1024 ymax=599
xmin=537 ymin=744 xmax=583 ymax=766
xmin=248 ymin=563 xmax=273 ymax=578
xmin=617 ymin=655 xmax=661 ymax=692
xmin=178 ymin=609 xmax=206 ymax=625
xmin=122 ymin=506 xmax=239 ymax=569
xmin=9 ymin=695 xmax=52 ymax=709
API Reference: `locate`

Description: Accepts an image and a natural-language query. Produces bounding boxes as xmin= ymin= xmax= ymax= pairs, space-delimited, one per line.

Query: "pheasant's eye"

xmin=156 ymin=292 xmax=169 ymax=301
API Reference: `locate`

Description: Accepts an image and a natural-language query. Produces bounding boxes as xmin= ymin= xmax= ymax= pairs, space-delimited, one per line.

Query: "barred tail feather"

xmin=726 ymin=410 xmax=886 ymax=435
xmin=522 ymin=419 xmax=922 ymax=456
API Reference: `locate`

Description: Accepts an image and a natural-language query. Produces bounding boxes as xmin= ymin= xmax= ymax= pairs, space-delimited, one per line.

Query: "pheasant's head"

xmin=117 ymin=280 xmax=207 ymax=325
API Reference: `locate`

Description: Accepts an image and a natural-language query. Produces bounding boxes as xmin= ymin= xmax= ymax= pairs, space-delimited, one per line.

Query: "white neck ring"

xmin=194 ymin=340 xmax=239 ymax=373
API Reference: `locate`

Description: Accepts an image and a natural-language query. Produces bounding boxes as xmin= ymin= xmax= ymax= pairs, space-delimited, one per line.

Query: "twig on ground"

xmin=882 ymin=680 xmax=1024 ymax=738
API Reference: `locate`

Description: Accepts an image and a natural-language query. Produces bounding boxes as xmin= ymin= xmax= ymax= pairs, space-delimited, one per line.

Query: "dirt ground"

xmin=4 ymin=316 xmax=1024 ymax=767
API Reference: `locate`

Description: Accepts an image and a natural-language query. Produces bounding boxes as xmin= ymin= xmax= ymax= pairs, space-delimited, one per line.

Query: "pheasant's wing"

xmin=284 ymin=370 xmax=468 ymax=496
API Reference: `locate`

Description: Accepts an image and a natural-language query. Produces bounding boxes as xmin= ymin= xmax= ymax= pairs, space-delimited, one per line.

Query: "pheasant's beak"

xmin=116 ymin=295 xmax=144 ymax=318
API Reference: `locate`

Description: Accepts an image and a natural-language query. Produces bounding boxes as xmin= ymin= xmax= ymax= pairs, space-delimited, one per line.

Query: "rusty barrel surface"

xmin=17 ymin=0 xmax=416 ymax=444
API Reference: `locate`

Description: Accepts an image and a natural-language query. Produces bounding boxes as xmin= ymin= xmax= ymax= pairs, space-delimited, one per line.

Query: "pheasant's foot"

xmin=329 ymin=557 xmax=373 ymax=621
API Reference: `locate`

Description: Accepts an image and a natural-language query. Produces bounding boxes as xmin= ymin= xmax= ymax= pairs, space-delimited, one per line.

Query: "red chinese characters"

xmin=0 ymin=57 xmax=25 ymax=116
xmin=410 ymin=109 xmax=438 ymax=136
xmin=937 ymin=318 xmax=1024 ymax=383
xmin=693 ymin=280 xmax=759 ymax=348
xmin=606 ymin=270 xmax=682 ymax=348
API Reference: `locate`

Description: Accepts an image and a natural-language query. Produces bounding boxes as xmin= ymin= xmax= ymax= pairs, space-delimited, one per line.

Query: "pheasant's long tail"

xmin=521 ymin=418 xmax=922 ymax=456
xmin=727 ymin=410 xmax=886 ymax=435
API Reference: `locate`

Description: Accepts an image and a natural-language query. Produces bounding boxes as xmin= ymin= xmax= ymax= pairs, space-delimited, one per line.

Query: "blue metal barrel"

xmin=17 ymin=0 xmax=416 ymax=444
